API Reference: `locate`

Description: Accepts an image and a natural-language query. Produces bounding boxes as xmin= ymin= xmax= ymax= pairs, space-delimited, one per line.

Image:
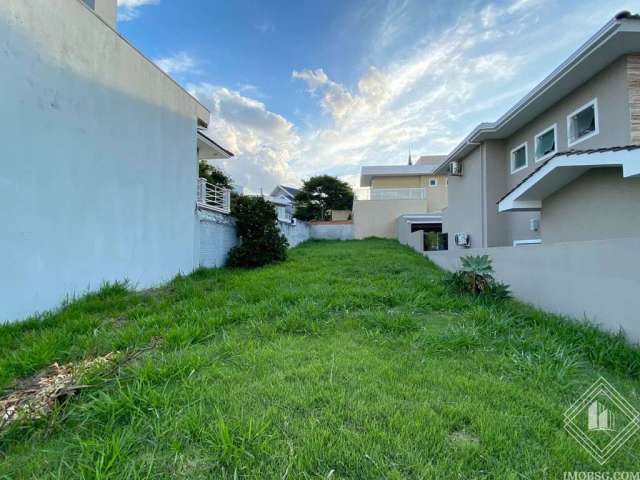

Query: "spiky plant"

xmin=460 ymin=255 xmax=495 ymax=294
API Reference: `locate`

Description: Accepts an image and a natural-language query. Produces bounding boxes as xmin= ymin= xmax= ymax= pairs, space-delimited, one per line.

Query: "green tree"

xmin=199 ymin=161 xmax=233 ymax=189
xmin=294 ymin=175 xmax=354 ymax=221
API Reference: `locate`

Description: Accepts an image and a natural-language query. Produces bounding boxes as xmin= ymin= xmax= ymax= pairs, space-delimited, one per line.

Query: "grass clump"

xmin=0 ymin=239 xmax=638 ymax=478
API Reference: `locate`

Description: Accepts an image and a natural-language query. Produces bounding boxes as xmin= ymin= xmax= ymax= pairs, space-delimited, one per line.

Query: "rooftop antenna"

xmin=408 ymin=147 xmax=413 ymax=166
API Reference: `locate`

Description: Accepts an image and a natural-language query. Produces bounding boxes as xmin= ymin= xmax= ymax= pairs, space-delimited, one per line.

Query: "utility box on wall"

xmin=454 ymin=232 xmax=471 ymax=248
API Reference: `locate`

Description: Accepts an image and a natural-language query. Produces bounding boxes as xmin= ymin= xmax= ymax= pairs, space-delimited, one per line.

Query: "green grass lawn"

xmin=1 ymin=239 xmax=639 ymax=479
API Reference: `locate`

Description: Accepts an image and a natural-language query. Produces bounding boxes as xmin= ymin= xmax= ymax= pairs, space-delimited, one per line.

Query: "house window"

xmin=567 ymin=98 xmax=599 ymax=147
xmin=429 ymin=178 xmax=438 ymax=187
xmin=534 ymin=124 xmax=557 ymax=162
xmin=510 ymin=143 xmax=528 ymax=174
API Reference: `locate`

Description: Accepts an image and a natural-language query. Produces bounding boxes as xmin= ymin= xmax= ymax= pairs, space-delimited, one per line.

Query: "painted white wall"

xmin=0 ymin=0 xmax=207 ymax=322
xmin=309 ymin=224 xmax=354 ymax=240
xmin=81 ymin=0 xmax=117 ymax=28
xmin=426 ymin=238 xmax=640 ymax=343
xmin=279 ymin=220 xmax=310 ymax=247
xmin=197 ymin=211 xmax=238 ymax=268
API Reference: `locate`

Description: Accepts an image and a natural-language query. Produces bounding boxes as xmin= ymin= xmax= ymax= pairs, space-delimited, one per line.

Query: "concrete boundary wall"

xmin=197 ymin=213 xmax=312 ymax=269
xmin=197 ymin=210 xmax=238 ymax=268
xmin=279 ymin=220 xmax=310 ymax=247
xmin=426 ymin=237 xmax=640 ymax=343
xmin=309 ymin=222 xmax=354 ymax=240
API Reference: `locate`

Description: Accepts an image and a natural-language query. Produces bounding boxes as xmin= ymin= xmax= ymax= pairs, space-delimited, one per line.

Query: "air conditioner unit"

xmin=291 ymin=218 xmax=297 ymax=226
xmin=454 ymin=232 xmax=471 ymax=248
xmin=449 ymin=161 xmax=463 ymax=176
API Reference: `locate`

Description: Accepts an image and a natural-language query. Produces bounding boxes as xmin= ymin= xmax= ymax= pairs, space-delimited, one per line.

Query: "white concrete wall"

xmin=279 ymin=220 xmax=310 ymax=247
xmin=197 ymin=211 xmax=238 ymax=268
xmin=197 ymin=214 xmax=310 ymax=269
xmin=0 ymin=0 xmax=206 ymax=322
xmin=83 ymin=0 xmax=117 ymax=28
xmin=310 ymin=223 xmax=354 ymax=240
xmin=426 ymin=238 xmax=640 ymax=343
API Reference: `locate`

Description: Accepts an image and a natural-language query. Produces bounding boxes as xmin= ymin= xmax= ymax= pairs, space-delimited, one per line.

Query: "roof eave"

xmin=440 ymin=14 xmax=631 ymax=171
xmin=498 ymin=147 xmax=640 ymax=212
xmin=197 ymin=130 xmax=234 ymax=159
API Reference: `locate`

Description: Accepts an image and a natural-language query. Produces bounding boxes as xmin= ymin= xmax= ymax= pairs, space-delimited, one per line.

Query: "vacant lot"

xmin=0 ymin=239 xmax=638 ymax=478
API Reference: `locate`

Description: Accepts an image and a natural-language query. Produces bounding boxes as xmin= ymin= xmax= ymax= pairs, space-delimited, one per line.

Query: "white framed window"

xmin=428 ymin=178 xmax=438 ymax=187
xmin=510 ymin=142 xmax=528 ymax=174
xmin=567 ymin=98 xmax=599 ymax=147
xmin=534 ymin=124 xmax=557 ymax=162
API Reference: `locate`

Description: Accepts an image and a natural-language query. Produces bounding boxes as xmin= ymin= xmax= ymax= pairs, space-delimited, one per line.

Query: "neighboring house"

xmin=353 ymin=155 xmax=448 ymax=239
xmin=264 ymin=195 xmax=294 ymax=223
xmin=435 ymin=12 xmax=640 ymax=249
xmin=269 ymin=185 xmax=301 ymax=219
xmin=0 ymin=0 xmax=233 ymax=321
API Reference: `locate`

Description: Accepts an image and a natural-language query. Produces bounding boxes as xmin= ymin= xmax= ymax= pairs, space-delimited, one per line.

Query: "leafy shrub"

xmin=477 ymin=280 xmax=511 ymax=303
xmin=227 ymin=196 xmax=289 ymax=268
xmin=445 ymin=254 xmax=510 ymax=302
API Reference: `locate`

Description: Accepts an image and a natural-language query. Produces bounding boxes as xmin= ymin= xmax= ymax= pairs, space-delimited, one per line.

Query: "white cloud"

xmin=292 ymin=69 xmax=330 ymax=92
xmin=182 ymin=0 xmax=633 ymax=193
xmin=153 ymin=52 xmax=198 ymax=76
xmin=187 ymin=83 xmax=301 ymax=194
xmin=117 ymin=0 xmax=159 ymax=21
xmin=287 ymin=0 xmax=584 ymax=181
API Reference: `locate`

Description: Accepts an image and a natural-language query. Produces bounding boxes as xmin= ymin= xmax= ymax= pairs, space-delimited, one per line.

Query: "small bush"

xmin=227 ymin=196 xmax=289 ymax=268
xmin=445 ymin=255 xmax=510 ymax=302
xmin=477 ymin=280 xmax=511 ymax=303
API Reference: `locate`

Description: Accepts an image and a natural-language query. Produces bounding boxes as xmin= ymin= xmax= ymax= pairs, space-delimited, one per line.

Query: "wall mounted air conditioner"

xmin=454 ymin=232 xmax=471 ymax=248
xmin=449 ymin=161 xmax=463 ymax=176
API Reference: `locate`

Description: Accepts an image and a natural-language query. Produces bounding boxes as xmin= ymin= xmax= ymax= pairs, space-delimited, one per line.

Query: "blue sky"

xmin=117 ymin=0 xmax=638 ymax=193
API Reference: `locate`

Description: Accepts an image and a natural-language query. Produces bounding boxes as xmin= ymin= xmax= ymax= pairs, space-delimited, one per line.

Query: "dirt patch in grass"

xmin=0 ymin=352 xmax=118 ymax=430
xmin=0 ymin=338 xmax=163 ymax=432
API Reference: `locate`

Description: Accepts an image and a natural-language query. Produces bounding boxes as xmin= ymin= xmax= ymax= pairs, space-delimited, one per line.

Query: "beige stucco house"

xmin=353 ymin=155 xmax=448 ymax=239
xmin=435 ymin=12 xmax=640 ymax=250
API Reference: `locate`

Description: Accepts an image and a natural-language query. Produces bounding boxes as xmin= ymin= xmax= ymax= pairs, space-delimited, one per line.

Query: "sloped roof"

xmin=497 ymin=145 xmax=640 ymax=211
xmin=280 ymin=185 xmax=301 ymax=197
xmin=498 ymin=145 xmax=640 ymax=204
xmin=197 ymin=131 xmax=234 ymax=159
xmin=434 ymin=11 xmax=640 ymax=173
